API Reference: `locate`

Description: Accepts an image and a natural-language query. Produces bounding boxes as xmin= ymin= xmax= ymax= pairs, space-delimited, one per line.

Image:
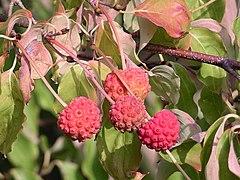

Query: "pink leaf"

xmin=228 ymin=128 xmax=240 ymax=177
xmin=191 ymin=18 xmax=222 ymax=33
xmin=134 ymin=0 xmax=190 ymax=38
xmin=24 ymin=40 xmax=53 ymax=79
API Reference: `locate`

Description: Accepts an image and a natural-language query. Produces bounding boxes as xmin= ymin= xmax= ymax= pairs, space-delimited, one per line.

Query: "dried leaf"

xmin=134 ymin=0 xmax=190 ymax=38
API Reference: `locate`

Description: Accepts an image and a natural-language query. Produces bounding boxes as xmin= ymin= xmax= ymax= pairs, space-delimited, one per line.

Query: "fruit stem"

xmin=166 ymin=149 xmax=191 ymax=180
xmin=45 ymin=36 xmax=115 ymax=105
xmin=14 ymin=40 xmax=68 ymax=108
xmin=98 ymin=5 xmax=126 ymax=70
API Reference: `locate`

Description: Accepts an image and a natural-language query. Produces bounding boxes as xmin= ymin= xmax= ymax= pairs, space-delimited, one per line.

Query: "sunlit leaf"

xmin=160 ymin=141 xmax=202 ymax=171
xmin=186 ymin=0 xmax=225 ymax=22
xmin=134 ymin=0 xmax=191 ymax=38
xmin=149 ymin=65 xmax=180 ymax=105
xmin=0 ymin=71 xmax=25 ymax=154
xmin=190 ymin=28 xmax=227 ymax=93
xmin=54 ymin=65 xmax=98 ymax=113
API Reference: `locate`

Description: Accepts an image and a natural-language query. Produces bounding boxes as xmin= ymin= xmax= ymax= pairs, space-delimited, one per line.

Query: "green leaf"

xmin=160 ymin=141 xmax=202 ymax=171
xmin=232 ymin=16 xmax=240 ymax=48
xmin=123 ymin=1 xmax=139 ymax=33
xmin=9 ymin=168 xmax=43 ymax=180
xmin=198 ymin=87 xmax=229 ymax=125
xmin=54 ymin=65 xmax=97 ymax=113
xmin=34 ymin=80 xmax=55 ymax=114
xmin=149 ymin=65 xmax=180 ymax=105
xmin=0 ymin=71 xmax=25 ymax=154
xmin=66 ymin=0 xmax=84 ymax=9
xmin=186 ymin=0 xmax=225 ymax=22
xmin=201 ymin=117 xmax=224 ymax=173
xmin=8 ymin=133 xmax=39 ymax=171
xmin=82 ymin=139 xmax=108 ymax=180
xmin=171 ymin=63 xmax=198 ymax=118
xmin=95 ymin=21 xmax=121 ymax=67
xmin=55 ymin=160 xmax=84 ymax=180
xmin=201 ymin=114 xmax=240 ymax=179
xmin=97 ymin=100 xmax=142 ymax=180
xmin=190 ymin=28 xmax=227 ymax=93
xmin=216 ymin=129 xmax=239 ymax=180
xmin=157 ymin=158 xmax=200 ymax=180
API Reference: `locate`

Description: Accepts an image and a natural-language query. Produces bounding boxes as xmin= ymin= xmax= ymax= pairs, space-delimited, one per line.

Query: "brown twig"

xmin=142 ymin=43 xmax=240 ymax=80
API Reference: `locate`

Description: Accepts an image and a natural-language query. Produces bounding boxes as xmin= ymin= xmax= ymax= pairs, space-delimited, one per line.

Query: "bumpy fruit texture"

xmin=138 ymin=110 xmax=180 ymax=151
xmin=57 ymin=97 xmax=101 ymax=142
xmin=109 ymin=95 xmax=147 ymax=132
xmin=104 ymin=68 xmax=150 ymax=101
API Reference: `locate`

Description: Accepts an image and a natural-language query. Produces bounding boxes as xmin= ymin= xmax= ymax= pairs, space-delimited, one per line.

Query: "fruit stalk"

xmin=166 ymin=149 xmax=191 ymax=180
xmin=45 ymin=36 xmax=115 ymax=105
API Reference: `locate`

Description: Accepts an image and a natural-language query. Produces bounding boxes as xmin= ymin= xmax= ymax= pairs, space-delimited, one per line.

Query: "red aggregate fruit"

xmin=138 ymin=110 xmax=180 ymax=151
xmin=104 ymin=68 xmax=150 ymax=101
xmin=57 ymin=97 xmax=101 ymax=142
xmin=109 ymin=95 xmax=147 ymax=132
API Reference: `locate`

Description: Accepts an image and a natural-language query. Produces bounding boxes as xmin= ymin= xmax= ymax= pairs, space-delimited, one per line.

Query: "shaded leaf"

xmin=216 ymin=129 xmax=239 ymax=180
xmin=81 ymin=139 xmax=108 ymax=180
xmin=123 ymin=1 xmax=140 ymax=33
xmin=55 ymin=160 xmax=84 ymax=180
xmin=190 ymin=28 xmax=227 ymax=93
xmin=171 ymin=109 xmax=201 ymax=146
xmin=160 ymin=141 xmax=202 ymax=171
xmin=54 ymin=65 xmax=98 ymax=113
xmin=228 ymin=127 xmax=240 ymax=177
xmin=186 ymin=0 xmax=225 ymax=22
xmin=0 ymin=71 xmax=25 ymax=154
xmin=198 ymin=87 xmax=229 ymax=125
xmin=171 ymin=63 xmax=198 ymax=118
xmin=233 ymin=16 xmax=240 ymax=48
xmin=8 ymin=133 xmax=39 ymax=171
xmin=203 ymin=114 xmax=239 ymax=179
xmin=9 ymin=168 xmax=42 ymax=180
xmin=134 ymin=0 xmax=191 ymax=38
xmin=97 ymin=100 xmax=142 ymax=180
xmin=95 ymin=21 xmax=121 ymax=67
xmin=219 ymin=0 xmax=237 ymax=44
xmin=149 ymin=65 xmax=180 ymax=105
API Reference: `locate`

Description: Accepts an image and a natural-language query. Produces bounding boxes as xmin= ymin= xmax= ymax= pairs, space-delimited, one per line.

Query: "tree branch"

xmin=142 ymin=43 xmax=240 ymax=79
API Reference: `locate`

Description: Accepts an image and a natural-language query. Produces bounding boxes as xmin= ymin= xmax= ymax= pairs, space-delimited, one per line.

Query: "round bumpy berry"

xmin=104 ymin=68 xmax=150 ymax=101
xmin=109 ymin=95 xmax=147 ymax=132
xmin=138 ymin=110 xmax=180 ymax=151
xmin=57 ymin=97 xmax=101 ymax=142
